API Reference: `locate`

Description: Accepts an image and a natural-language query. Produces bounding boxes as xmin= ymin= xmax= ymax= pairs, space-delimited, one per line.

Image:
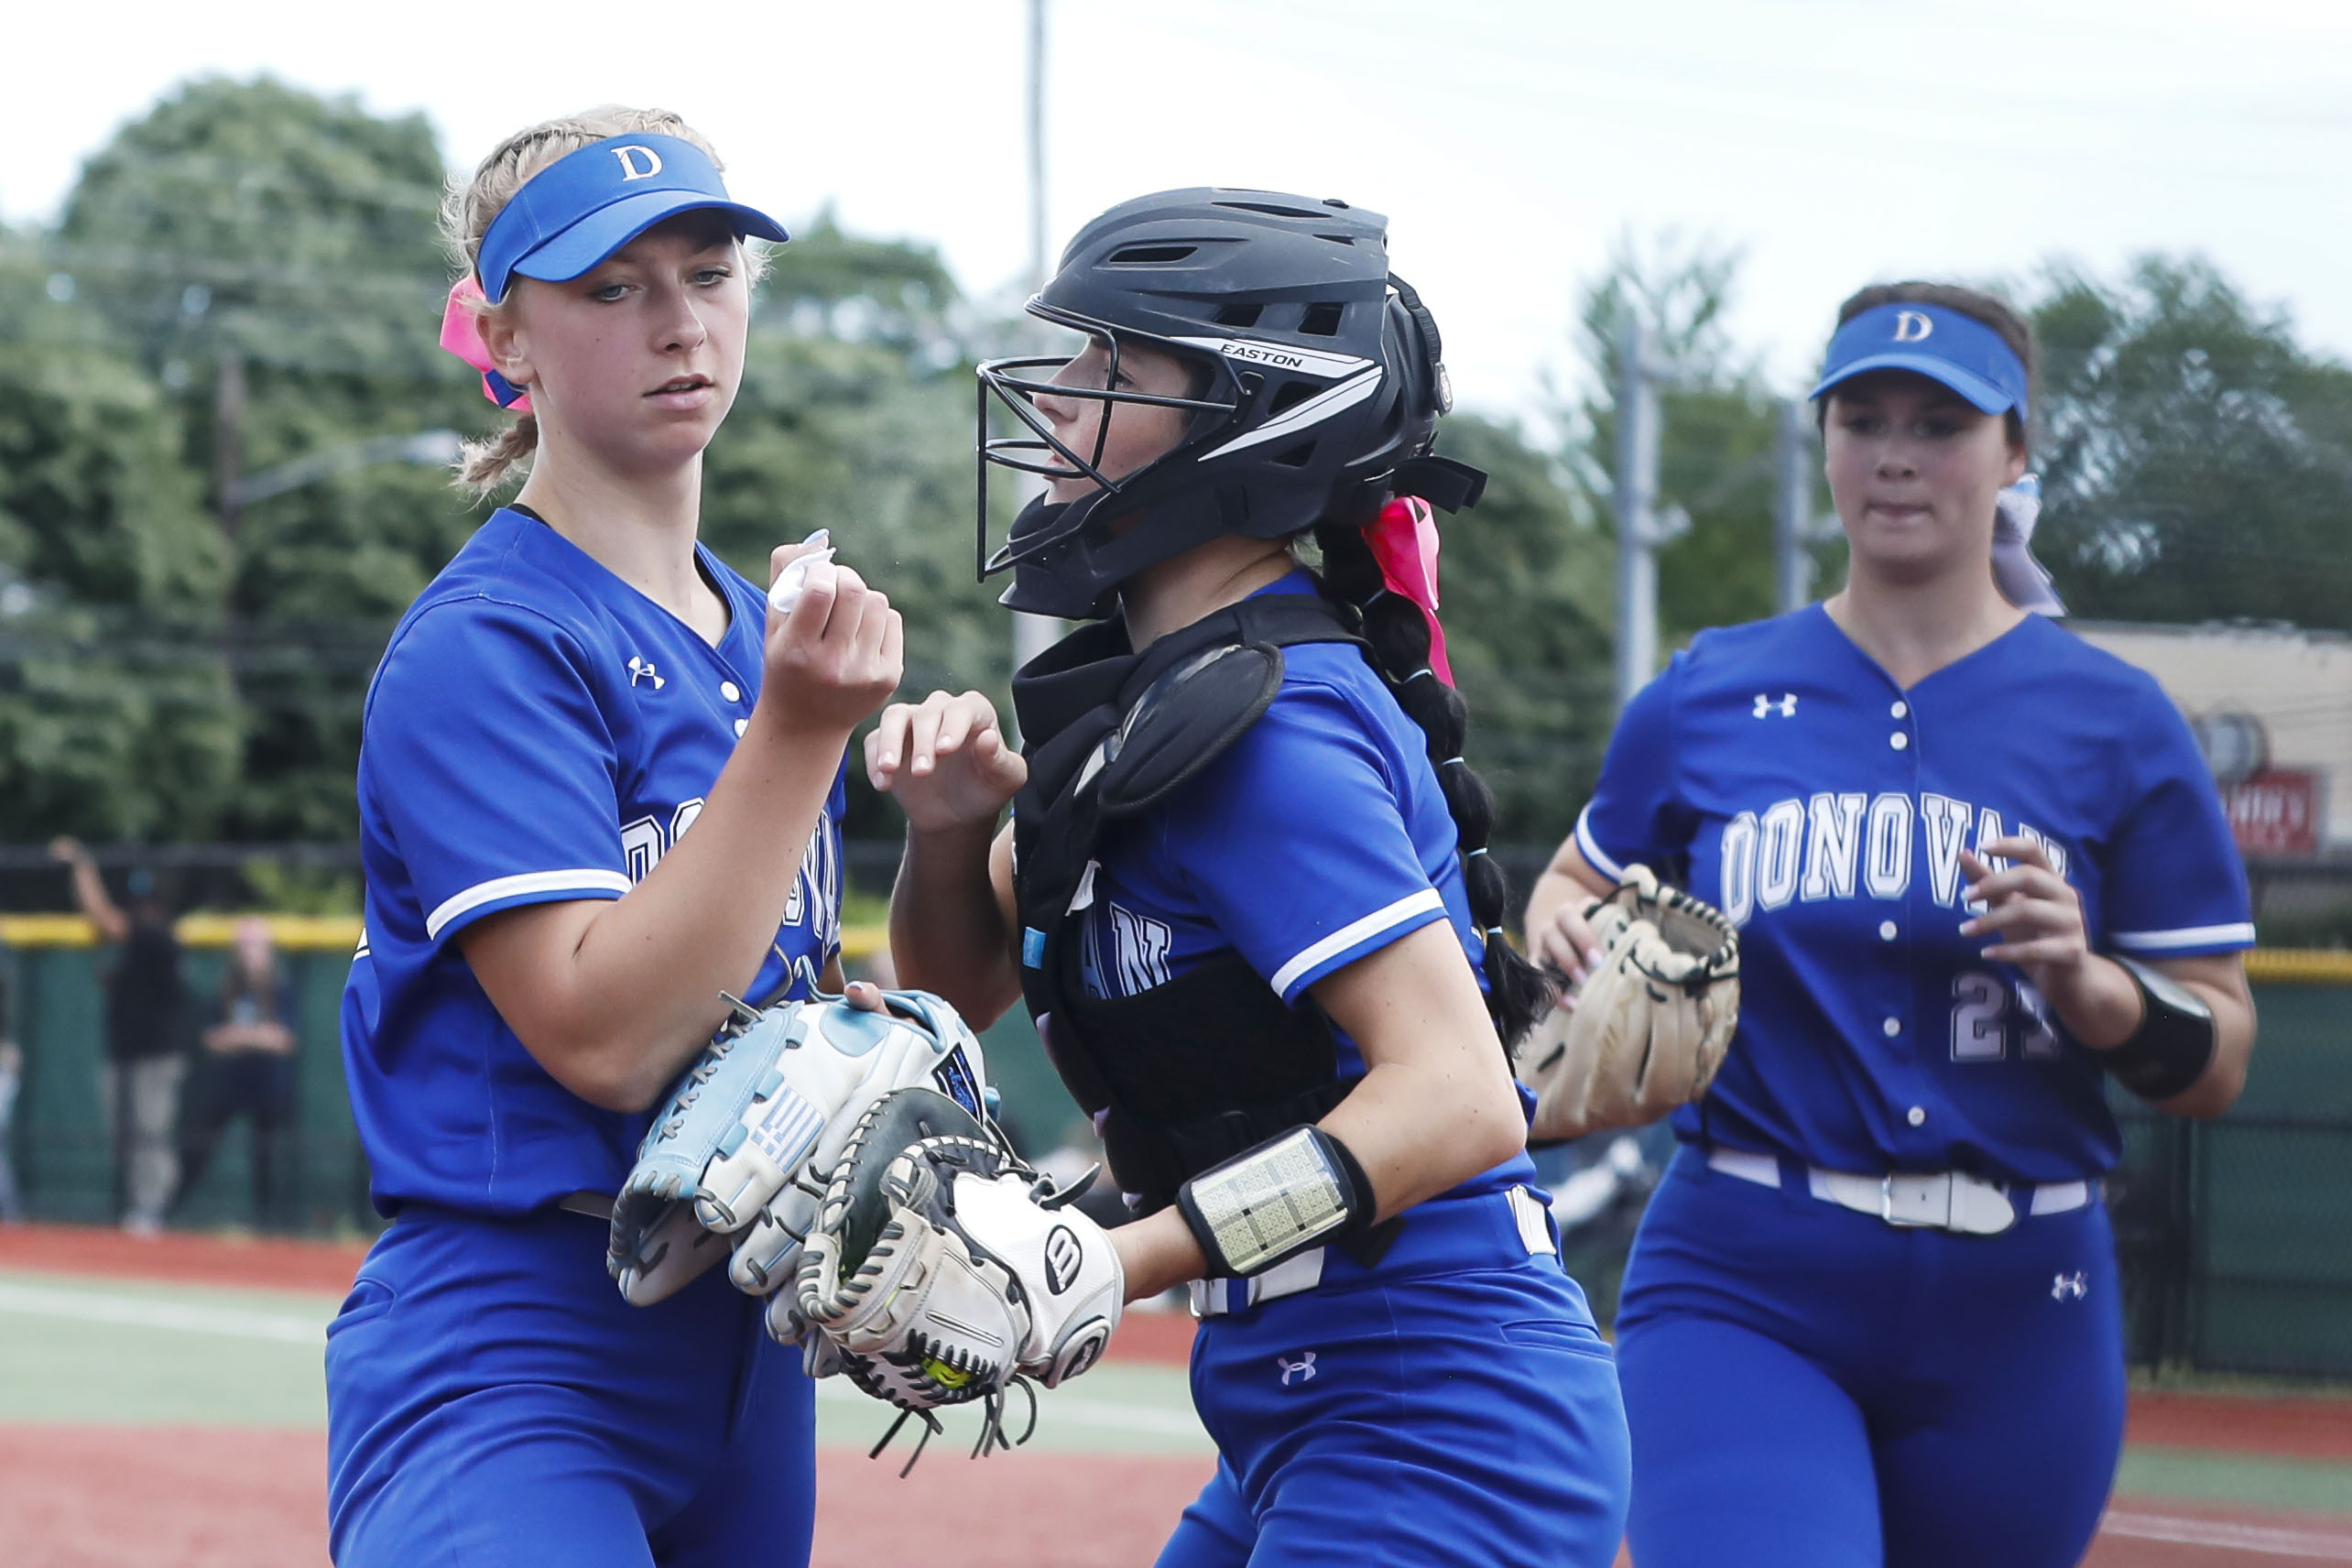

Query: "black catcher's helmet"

xmin=976 ymin=188 xmax=1484 ymax=620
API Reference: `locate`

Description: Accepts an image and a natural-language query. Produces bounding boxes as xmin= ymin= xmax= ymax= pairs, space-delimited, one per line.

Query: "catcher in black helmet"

xmin=833 ymin=190 xmax=1630 ymax=1565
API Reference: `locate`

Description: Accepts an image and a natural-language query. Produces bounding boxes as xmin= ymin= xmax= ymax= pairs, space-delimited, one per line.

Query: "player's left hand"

xmin=1958 ymin=834 xmax=2090 ymax=999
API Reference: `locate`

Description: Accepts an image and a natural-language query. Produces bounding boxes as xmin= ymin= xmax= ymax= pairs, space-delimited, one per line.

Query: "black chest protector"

xmin=1009 ymin=593 xmax=1367 ymax=1214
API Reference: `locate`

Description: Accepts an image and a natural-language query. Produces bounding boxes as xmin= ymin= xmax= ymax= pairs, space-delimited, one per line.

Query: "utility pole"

xmin=1772 ymin=397 xmax=1839 ymax=615
xmin=1612 ymin=315 xmax=1685 ymax=713
xmin=1009 ymin=0 xmax=1062 ymax=683
xmin=213 ymin=354 xmax=245 ymax=540
xmin=1772 ymin=398 xmax=1812 ymax=615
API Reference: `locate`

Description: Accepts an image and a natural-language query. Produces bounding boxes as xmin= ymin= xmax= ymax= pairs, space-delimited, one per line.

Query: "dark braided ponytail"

xmin=1310 ymin=519 xmax=1556 ymax=1055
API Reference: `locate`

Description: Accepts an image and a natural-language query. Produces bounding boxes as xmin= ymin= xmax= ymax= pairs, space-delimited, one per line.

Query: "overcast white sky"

xmin=5 ymin=0 xmax=2346 ymax=428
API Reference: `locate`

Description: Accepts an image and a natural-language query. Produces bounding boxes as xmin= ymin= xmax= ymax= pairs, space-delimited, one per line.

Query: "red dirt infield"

xmin=6 ymin=1426 xmax=2350 ymax=1568
xmin=0 ymin=1224 xmax=371 ymax=1298
xmin=0 ymin=1426 xmax=1216 ymax=1568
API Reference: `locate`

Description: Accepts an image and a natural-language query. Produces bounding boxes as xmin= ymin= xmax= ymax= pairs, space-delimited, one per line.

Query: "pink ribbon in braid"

xmin=438 ymin=277 xmax=533 ymax=413
xmin=1366 ymin=495 xmax=1454 ymax=685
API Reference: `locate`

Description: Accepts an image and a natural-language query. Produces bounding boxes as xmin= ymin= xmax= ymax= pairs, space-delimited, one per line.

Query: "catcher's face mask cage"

xmin=971 ymin=187 xmax=1450 ymax=623
xmin=975 ymin=310 xmax=1239 ymax=600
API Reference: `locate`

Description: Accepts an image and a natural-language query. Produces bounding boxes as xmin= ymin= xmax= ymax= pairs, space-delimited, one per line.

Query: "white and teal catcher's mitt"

xmin=607 ymin=990 xmax=988 ymax=1308
xmin=796 ymin=1087 xmax=1123 ymax=1465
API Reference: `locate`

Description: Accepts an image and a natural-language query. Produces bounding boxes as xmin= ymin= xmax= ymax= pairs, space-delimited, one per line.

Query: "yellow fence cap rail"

xmin=0 ymin=914 xmax=365 ymax=951
xmin=0 ymin=914 xmax=894 ymax=963
xmin=2244 ymin=948 xmax=2352 ymax=984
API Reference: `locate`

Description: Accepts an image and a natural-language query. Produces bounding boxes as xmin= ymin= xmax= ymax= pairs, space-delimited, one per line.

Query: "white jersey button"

xmin=1883 ymin=1017 xmax=1902 ymax=1037
xmin=720 ymin=681 xmax=742 ymax=703
xmin=1878 ymin=920 xmax=1899 ymax=941
xmin=1889 ymin=732 xmax=1910 ymax=751
xmin=1890 ymin=700 xmax=1909 ymax=719
xmin=1907 ymin=1105 xmax=1927 ymax=1127
xmin=734 ymin=719 xmax=749 ymax=737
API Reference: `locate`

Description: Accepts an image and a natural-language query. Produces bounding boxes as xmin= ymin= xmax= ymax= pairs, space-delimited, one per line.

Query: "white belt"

xmin=1189 ymin=1185 xmax=1558 ymax=1318
xmin=1705 ymin=1148 xmax=2093 ymax=1236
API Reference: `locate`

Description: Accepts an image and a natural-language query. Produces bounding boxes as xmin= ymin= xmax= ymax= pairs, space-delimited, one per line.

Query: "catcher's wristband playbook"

xmin=1174 ymin=1125 xmax=1374 ymax=1279
xmin=2097 ymin=955 xmax=2217 ymax=1102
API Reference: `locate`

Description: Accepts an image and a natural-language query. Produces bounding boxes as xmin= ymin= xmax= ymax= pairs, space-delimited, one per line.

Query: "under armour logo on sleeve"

xmin=1753 ymin=693 xmax=1797 ymax=719
xmin=2052 ymin=1271 xmax=2087 ymax=1301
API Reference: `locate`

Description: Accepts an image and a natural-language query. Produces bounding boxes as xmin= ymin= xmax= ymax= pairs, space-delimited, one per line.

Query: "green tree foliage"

xmin=43 ymin=76 xmax=491 ymax=840
xmin=0 ymin=230 xmax=242 ymax=840
xmin=2031 ymin=257 xmax=2352 ymax=631
xmin=1431 ymin=414 xmax=1614 ymax=845
xmin=57 ymin=74 xmax=451 ymax=374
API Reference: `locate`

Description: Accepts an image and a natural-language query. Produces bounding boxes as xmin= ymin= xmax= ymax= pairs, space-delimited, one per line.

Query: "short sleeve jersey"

xmin=1076 ymin=572 xmax=1538 ymax=1206
xmin=1577 ymin=605 xmax=2252 ymax=1183
xmin=342 ymin=508 xmax=845 ymax=1216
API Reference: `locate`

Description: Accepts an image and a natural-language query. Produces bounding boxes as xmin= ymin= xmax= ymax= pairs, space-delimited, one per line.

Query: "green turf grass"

xmin=2117 ymin=1446 xmax=2352 ymax=1517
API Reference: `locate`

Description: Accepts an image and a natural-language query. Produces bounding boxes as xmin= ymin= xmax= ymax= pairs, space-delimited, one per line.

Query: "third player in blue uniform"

xmin=1527 ymin=283 xmax=2259 ymax=1568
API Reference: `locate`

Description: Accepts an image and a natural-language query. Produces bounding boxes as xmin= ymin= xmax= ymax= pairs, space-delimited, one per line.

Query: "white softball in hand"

xmin=768 ymin=531 xmax=835 ymax=615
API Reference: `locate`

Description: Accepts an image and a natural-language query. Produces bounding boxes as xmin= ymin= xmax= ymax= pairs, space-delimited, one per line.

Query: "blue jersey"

xmin=1578 ymin=605 xmax=2250 ymax=1184
xmin=342 ymin=507 xmax=844 ymax=1217
xmin=1077 ymin=572 xmax=1536 ymax=1203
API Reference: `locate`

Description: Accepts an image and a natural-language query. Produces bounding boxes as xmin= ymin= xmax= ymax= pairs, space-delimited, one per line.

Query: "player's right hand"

xmin=759 ymin=550 xmax=903 ymax=741
xmin=866 ymin=690 xmax=1026 ymax=833
xmin=1533 ymin=898 xmax=1606 ymax=988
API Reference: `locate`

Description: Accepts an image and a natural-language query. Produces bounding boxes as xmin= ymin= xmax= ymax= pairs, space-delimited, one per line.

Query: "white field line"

xmin=2105 ymin=1509 xmax=2352 ymax=1562
xmin=0 ymin=1279 xmax=326 ymax=1345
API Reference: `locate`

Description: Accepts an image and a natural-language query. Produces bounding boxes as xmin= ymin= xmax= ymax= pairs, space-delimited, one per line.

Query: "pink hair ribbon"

xmin=1367 ymin=495 xmax=1453 ymax=685
xmin=439 ymin=277 xmax=532 ymax=412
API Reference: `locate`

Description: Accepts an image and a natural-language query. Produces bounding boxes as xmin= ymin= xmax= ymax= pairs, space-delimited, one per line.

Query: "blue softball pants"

xmin=1154 ymin=1191 xmax=1631 ymax=1567
xmin=324 ymin=1203 xmax=815 ymax=1568
xmin=1615 ymin=1147 xmax=2126 ymax=1568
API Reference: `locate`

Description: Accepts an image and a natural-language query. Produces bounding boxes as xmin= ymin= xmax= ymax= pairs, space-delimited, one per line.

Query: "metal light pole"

xmin=1008 ymin=0 xmax=1063 ymax=681
xmin=1772 ymin=397 xmax=1841 ymax=615
xmin=1613 ymin=314 xmax=1681 ymax=713
xmin=1772 ymin=398 xmax=1812 ymax=615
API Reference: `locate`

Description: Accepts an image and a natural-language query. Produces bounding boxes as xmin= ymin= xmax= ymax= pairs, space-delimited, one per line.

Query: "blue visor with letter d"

xmin=475 ymin=132 xmax=789 ymax=304
xmin=1809 ymin=302 xmax=2028 ymax=420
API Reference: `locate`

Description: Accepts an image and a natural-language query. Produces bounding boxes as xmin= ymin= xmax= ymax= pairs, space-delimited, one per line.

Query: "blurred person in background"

xmin=52 ymin=837 xmax=185 ymax=1236
xmin=0 ymin=967 xmax=22 ymax=1225
xmin=171 ymin=916 xmax=299 ymax=1227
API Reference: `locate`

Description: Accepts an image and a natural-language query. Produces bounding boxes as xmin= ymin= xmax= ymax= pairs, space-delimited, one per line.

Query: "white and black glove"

xmin=795 ymin=1088 xmax=1123 ymax=1461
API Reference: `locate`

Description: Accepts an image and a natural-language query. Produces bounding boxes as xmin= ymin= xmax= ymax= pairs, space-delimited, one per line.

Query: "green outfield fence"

xmin=0 ymin=906 xmax=2347 ymax=1378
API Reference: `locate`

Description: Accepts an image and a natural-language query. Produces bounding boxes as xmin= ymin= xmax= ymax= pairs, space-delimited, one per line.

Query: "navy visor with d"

xmin=1809 ymin=302 xmax=2028 ymax=419
xmin=475 ymin=133 xmax=789 ymax=303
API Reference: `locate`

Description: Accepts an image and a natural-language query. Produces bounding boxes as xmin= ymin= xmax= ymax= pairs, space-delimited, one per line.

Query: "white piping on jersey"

xmin=425 ymin=868 xmax=633 ymax=941
xmin=1196 ymin=367 xmax=1384 ymax=462
xmin=1269 ymin=888 xmax=1446 ymax=998
xmin=1573 ymin=803 xmax=1628 ymax=883
xmin=2109 ymin=922 xmax=2258 ymax=953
